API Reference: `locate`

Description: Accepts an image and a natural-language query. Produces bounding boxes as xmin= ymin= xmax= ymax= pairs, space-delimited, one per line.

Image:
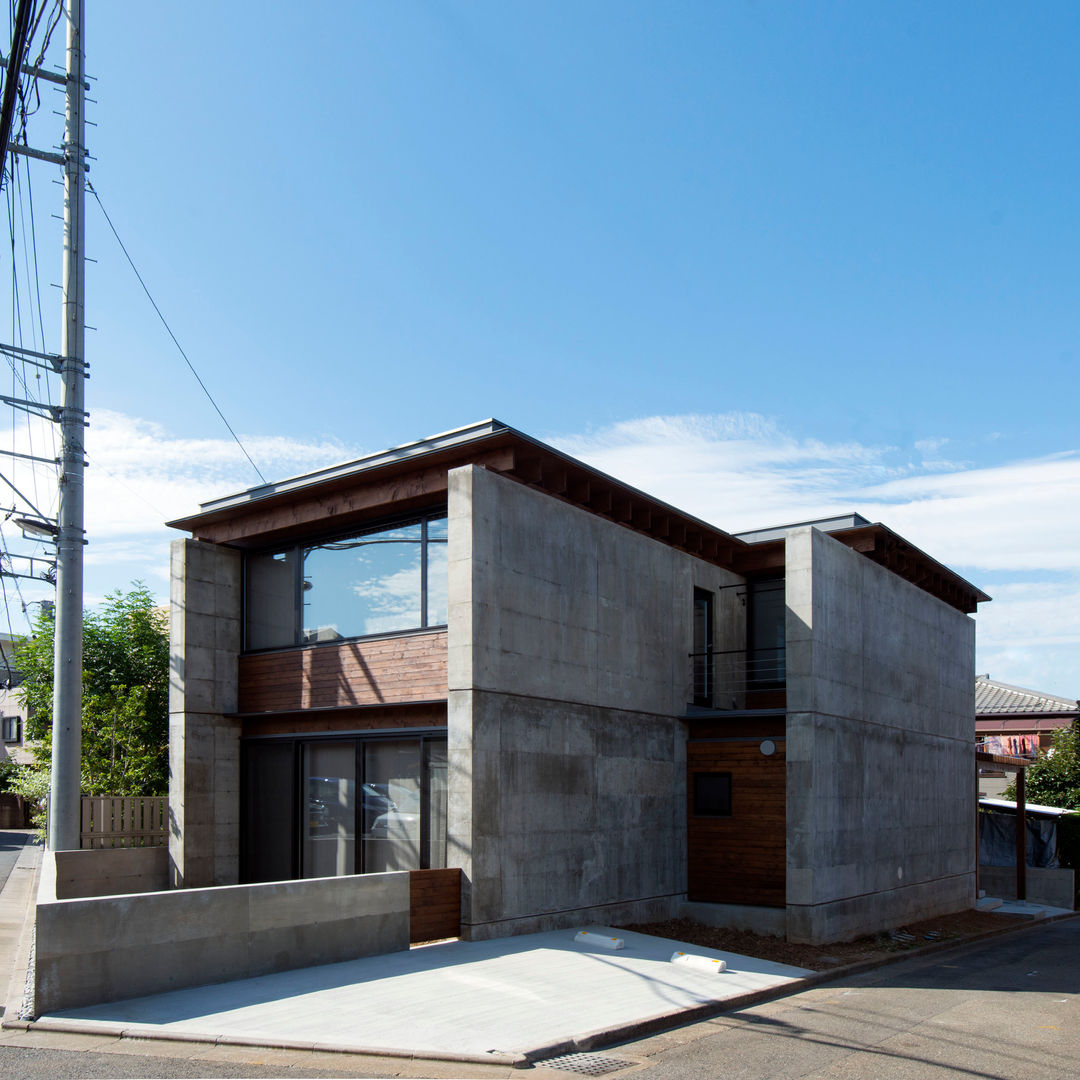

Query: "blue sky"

xmin=3 ymin=2 xmax=1079 ymax=697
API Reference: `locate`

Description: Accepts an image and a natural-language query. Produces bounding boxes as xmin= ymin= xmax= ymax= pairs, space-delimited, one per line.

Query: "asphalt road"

xmin=0 ymin=829 xmax=28 ymax=893
xmin=616 ymin=915 xmax=1080 ymax=1080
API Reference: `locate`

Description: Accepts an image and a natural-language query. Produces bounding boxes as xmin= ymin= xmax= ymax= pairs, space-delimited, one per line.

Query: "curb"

xmin=11 ymin=1016 xmax=529 ymax=1070
xmin=522 ymin=908 xmax=1080 ymax=1062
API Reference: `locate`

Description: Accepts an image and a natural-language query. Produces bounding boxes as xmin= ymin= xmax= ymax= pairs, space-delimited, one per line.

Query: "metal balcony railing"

xmin=689 ymin=647 xmax=786 ymax=710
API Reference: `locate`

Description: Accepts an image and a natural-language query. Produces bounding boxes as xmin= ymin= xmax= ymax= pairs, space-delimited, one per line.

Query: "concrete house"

xmin=167 ymin=419 xmax=989 ymax=946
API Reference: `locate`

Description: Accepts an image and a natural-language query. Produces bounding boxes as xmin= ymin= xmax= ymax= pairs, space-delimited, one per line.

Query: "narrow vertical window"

xmin=693 ymin=588 xmax=714 ymax=707
xmin=747 ymin=577 xmax=785 ymax=689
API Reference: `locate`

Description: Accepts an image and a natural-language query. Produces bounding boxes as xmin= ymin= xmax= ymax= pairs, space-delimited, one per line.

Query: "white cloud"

xmin=3 ymin=407 xmax=1077 ymax=699
xmin=554 ymin=413 xmax=1080 ymax=699
xmin=0 ymin=410 xmax=361 ymax=632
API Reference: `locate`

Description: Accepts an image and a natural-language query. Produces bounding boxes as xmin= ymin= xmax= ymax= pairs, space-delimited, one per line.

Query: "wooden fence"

xmin=80 ymin=796 xmax=168 ymax=849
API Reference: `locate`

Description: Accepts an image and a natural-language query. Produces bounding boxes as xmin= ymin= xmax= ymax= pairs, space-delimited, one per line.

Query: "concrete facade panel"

xmin=784 ymin=527 xmax=976 ymax=943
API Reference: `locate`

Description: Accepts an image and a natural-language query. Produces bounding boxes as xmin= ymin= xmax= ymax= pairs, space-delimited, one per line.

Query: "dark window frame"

xmin=240 ymin=730 xmax=448 ymax=884
xmin=242 ymin=508 xmax=449 ymax=653
xmin=692 ymin=588 xmax=714 ymax=707
xmin=0 ymin=715 xmax=19 ymax=743
xmin=692 ymin=771 xmax=733 ymax=817
xmin=747 ymin=575 xmax=785 ymax=690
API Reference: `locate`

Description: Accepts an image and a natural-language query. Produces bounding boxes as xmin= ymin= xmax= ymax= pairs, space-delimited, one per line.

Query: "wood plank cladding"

xmin=238 ymin=631 xmax=448 ymax=714
xmin=410 ymin=868 xmax=461 ymax=943
xmin=687 ymin=736 xmax=786 ymax=908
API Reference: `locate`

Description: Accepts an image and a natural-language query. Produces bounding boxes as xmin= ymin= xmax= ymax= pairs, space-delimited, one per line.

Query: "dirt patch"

xmin=618 ymin=909 xmax=1030 ymax=971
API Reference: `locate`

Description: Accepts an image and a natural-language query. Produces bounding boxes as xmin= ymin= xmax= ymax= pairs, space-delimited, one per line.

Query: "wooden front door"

xmin=687 ymin=734 xmax=786 ymax=907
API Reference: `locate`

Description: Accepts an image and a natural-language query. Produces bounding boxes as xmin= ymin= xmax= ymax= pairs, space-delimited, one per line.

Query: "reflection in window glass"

xmin=426 ymin=540 xmax=448 ymax=627
xmin=363 ymin=740 xmax=421 ymax=872
xmin=424 ymin=740 xmax=448 ymax=870
xmin=244 ymin=511 xmax=449 ymax=649
xmin=303 ymin=523 xmax=422 ymax=641
xmin=243 ymin=735 xmax=447 ymax=882
xmin=302 ymin=742 xmax=356 ymax=878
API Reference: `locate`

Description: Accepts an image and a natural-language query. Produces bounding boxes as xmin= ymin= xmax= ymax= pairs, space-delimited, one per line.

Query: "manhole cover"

xmin=533 ymin=1051 xmax=637 ymax=1076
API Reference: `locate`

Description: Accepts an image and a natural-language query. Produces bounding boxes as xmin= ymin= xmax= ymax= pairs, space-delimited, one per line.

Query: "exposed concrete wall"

xmin=447 ymin=465 xmax=742 ymax=938
xmin=53 ymin=846 xmax=169 ymax=898
xmin=169 ymin=538 xmax=242 ymax=889
xmin=785 ymin=526 xmax=976 ymax=943
xmin=978 ymin=866 xmax=1075 ymax=911
xmin=34 ymin=853 xmax=409 ymax=1014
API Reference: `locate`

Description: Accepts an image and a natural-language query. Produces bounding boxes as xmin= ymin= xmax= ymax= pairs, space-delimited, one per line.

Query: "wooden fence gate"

xmin=80 ymin=796 xmax=167 ymax=848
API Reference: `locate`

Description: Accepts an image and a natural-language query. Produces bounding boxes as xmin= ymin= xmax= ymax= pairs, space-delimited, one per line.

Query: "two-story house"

xmin=167 ymin=419 xmax=988 ymax=944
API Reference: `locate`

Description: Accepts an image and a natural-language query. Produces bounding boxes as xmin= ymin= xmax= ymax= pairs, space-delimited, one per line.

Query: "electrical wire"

xmin=86 ymin=179 xmax=268 ymax=485
xmin=0 ymin=0 xmax=59 ymax=644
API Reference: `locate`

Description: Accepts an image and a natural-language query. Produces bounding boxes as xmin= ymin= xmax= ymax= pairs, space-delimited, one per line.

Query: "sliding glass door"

xmin=241 ymin=733 xmax=447 ymax=884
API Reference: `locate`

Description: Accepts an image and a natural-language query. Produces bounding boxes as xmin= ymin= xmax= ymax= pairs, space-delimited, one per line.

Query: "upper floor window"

xmin=244 ymin=512 xmax=448 ymax=651
xmin=747 ymin=576 xmax=785 ymax=688
xmin=1 ymin=715 xmax=20 ymax=743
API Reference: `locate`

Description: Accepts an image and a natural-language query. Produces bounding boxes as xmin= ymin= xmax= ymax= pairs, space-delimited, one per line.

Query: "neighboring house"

xmin=0 ymin=631 xmax=31 ymax=766
xmin=167 ymin=419 xmax=988 ymax=945
xmin=976 ymin=674 xmax=1079 ymax=798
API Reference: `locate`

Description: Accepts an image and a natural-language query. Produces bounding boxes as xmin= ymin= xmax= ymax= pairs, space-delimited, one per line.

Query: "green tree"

xmin=1003 ymin=723 xmax=1080 ymax=810
xmin=16 ymin=584 xmax=169 ymax=796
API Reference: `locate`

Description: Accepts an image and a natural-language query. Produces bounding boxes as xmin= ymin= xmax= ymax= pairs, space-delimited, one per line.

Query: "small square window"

xmin=1 ymin=716 xmax=20 ymax=743
xmin=693 ymin=772 xmax=732 ymax=817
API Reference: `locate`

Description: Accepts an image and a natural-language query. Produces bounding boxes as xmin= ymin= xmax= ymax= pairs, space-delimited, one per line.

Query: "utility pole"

xmin=47 ymin=0 xmax=87 ymax=852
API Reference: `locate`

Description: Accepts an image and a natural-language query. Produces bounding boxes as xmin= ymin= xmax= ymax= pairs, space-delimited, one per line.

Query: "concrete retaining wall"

xmin=53 ymin=846 xmax=169 ymax=898
xmin=785 ymin=527 xmax=977 ymax=943
xmin=447 ymin=465 xmax=742 ymax=938
xmin=34 ymin=854 xmax=409 ymax=1014
xmin=979 ymin=865 xmax=1075 ymax=911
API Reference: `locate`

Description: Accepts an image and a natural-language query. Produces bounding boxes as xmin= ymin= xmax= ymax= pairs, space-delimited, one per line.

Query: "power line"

xmin=86 ymin=179 xmax=268 ymax=485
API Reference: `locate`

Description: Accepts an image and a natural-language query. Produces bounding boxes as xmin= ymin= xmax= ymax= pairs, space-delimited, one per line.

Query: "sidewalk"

xmin=0 ymin=830 xmax=39 ymax=1022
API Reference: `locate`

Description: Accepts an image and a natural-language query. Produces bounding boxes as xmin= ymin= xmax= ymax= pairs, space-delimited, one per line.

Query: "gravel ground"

xmin=618 ymin=908 xmax=1029 ymax=970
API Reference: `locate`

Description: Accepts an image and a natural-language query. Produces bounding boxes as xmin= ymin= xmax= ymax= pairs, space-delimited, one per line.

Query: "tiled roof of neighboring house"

xmin=975 ymin=674 xmax=1080 ymax=716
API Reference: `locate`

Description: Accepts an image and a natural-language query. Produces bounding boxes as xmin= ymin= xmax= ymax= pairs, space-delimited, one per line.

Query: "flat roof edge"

xmin=168 ymin=419 xmax=512 ymax=525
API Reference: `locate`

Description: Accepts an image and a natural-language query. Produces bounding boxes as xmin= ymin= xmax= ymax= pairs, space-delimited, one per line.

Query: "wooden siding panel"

xmin=238 ymin=632 xmax=447 ymax=713
xmin=410 ymin=868 xmax=461 ymax=943
xmin=687 ymin=737 xmax=786 ymax=908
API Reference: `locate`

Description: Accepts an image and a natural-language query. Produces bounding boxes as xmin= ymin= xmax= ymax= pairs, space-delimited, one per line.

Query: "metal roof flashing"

xmin=167 ymin=419 xmax=511 ymax=527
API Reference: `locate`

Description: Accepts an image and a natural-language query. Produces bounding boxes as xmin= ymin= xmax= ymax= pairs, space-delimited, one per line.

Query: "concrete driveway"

xmin=39 ymin=926 xmax=812 ymax=1066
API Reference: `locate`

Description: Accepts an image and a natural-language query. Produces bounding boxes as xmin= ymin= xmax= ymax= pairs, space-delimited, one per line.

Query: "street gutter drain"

xmin=533 ymin=1052 xmax=637 ymax=1076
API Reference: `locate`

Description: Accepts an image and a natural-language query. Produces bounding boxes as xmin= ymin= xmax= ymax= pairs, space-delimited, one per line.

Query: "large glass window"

xmin=748 ymin=577 xmax=785 ymax=688
xmin=243 ymin=512 xmax=448 ymax=650
xmin=240 ymin=733 xmax=448 ymax=884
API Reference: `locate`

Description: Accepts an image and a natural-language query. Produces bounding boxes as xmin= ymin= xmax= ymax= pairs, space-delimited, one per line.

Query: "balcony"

xmin=689 ymin=647 xmax=786 ymax=711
